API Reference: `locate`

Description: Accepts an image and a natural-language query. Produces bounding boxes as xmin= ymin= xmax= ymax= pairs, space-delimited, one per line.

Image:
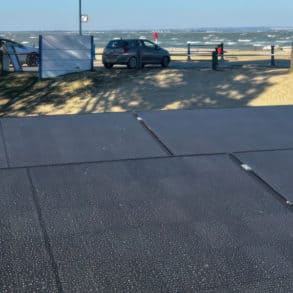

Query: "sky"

xmin=1 ymin=0 xmax=293 ymax=31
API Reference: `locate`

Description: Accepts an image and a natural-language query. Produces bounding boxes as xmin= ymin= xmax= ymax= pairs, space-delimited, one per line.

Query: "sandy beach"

xmin=0 ymin=47 xmax=292 ymax=117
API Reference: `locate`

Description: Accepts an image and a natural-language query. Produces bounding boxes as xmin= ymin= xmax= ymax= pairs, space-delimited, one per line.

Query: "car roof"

xmin=109 ymin=39 xmax=150 ymax=42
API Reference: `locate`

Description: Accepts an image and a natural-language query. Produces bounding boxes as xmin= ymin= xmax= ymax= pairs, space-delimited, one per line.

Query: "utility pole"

xmin=79 ymin=0 xmax=82 ymax=35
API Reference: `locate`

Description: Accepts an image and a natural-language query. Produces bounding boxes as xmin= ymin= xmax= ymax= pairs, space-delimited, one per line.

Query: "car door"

xmin=141 ymin=40 xmax=161 ymax=64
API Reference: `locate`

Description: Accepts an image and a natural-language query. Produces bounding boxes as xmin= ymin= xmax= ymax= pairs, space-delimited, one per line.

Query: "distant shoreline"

xmin=1 ymin=30 xmax=292 ymax=51
xmin=1 ymin=26 xmax=293 ymax=33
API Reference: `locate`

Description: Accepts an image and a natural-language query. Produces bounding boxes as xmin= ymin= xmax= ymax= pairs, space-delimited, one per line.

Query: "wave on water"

xmin=263 ymin=45 xmax=272 ymax=50
xmin=204 ymin=41 xmax=220 ymax=45
xmin=1 ymin=30 xmax=292 ymax=50
xmin=212 ymin=39 xmax=224 ymax=42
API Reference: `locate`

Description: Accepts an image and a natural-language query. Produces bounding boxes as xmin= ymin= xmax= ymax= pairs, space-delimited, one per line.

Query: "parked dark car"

xmin=0 ymin=38 xmax=39 ymax=67
xmin=102 ymin=39 xmax=170 ymax=69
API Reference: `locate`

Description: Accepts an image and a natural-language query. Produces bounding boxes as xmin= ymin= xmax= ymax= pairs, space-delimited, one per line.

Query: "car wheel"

xmin=161 ymin=56 xmax=170 ymax=68
xmin=127 ymin=57 xmax=137 ymax=69
xmin=104 ymin=63 xmax=113 ymax=69
xmin=26 ymin=53 xmax=38 ymax=67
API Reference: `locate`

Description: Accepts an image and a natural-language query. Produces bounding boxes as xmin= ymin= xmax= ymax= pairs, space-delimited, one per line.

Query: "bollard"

xmin=212 ymin=50 xmax=218 ymax=70
xmin=215 ymin=47 xmax=219 ymax=65
xmin=271 ymin=45 xmax=275 ymax=67
xmin=187 ymin=43 xmax=191 ymax=61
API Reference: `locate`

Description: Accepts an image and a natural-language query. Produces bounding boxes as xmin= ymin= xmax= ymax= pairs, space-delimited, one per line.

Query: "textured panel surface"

xmin=237 ymin=150 xmax=293 ymax=202
xmin=2 ymin=113 xmax=165 ymax=167
xmin=0 ymin=124 xmax=8 ymax=168
xmin=0 ymin=169 xmax=57 ymax=292
xmin=30 ymin=156 xmax=293 ymax=292
xmin=139 ymin=106 xmax=293 ymax=155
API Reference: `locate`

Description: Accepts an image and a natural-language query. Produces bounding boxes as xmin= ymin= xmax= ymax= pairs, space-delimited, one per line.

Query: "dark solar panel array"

xmin=1 ymin=106 xmax=293 ymax=292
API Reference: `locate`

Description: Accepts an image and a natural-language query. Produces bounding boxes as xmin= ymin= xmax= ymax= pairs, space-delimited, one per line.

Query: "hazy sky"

xmin=1 ymin=0 xmax=293 ymax=31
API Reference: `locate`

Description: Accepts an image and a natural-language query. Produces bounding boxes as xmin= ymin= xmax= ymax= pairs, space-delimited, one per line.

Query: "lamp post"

xmin=79 ymin=0 xmax=82 ymax=35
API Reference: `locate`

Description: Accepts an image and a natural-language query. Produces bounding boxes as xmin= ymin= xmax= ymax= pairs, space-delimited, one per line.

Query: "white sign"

xmin=81 ymin=15 xmax=89 ymax=22
xmin=39 ymin=34 xmax=94 ymax=79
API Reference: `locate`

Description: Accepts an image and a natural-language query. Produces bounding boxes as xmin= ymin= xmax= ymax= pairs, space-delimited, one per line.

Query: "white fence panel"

xmin=39 ymin=35 xmax=94 ymax=79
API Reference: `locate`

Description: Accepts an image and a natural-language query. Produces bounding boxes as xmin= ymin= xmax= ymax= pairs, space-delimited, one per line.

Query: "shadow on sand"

xmin=0 ymin=60 xmax=291 ymax=117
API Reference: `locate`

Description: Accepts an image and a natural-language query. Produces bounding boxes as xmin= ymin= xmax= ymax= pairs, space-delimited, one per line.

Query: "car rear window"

xmin=107 ymin=40 xmax=128 ymax=49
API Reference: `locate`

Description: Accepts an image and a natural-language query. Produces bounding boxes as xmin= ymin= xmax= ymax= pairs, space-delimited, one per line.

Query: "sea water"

xmin=1 ymin=29 xmax=293 ymax=50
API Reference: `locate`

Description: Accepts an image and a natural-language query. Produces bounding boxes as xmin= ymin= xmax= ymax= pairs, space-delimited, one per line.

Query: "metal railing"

xmin=223 ymin=45 xmax=290 ymax=67
xmin=168 ymin=43 xmax=223 ymax=61
xmin=168 ymin=42 xmax=292 ymax=70
xmin=187 ymin=42 xmax=224 ymax=61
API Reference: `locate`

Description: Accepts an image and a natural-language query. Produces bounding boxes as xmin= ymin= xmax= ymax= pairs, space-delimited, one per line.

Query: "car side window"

xmin=143 ymin=41 xmax=156 ymax=49
xmin=107 ymin=41 xmax=118 ymax=48
xmin=107 ymin=40 xmax=124 ymax=48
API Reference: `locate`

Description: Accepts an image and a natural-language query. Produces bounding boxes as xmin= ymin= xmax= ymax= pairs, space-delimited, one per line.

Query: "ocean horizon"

xmin=1 ymin=27 xmax=293 ymax=51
